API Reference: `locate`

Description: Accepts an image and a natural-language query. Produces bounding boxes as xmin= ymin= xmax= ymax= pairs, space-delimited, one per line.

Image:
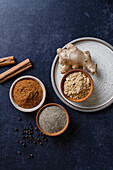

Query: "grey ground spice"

xmin=39 ymin=106 xmax=67 ymax=133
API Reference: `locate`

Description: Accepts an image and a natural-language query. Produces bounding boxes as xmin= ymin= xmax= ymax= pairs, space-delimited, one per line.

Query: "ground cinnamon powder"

xmin=13 ymin=78 xmax=43 ymax=109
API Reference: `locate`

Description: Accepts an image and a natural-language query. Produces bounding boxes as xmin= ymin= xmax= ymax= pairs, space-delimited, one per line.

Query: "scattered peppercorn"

xmin=26 ymin=130 xmax=28 ymax=134
xmin=22 ymin=143 xmax=26 ymax=147
xmin=40 ymin=132 xmax=44 ymax=136
xmin=27 ymin=156 xmax=30 ymax=159
xmin=20 ymin=141 xmax=23 ymax=144
xmin=33 ymin=141 xmax=37 ymax=144
xmin=37 ymin=138 xmax=40 ymax=141
xmin=40 ymin=142 xmax=43 ymax=145
xmin=15 ymin=123 xmax=48 ymax=159
xmin=22 ymin=136 xmax=25 ymax=139
xmin=42 ymin=136 xmax=45 ymax=140
xmin=21 ymin=132 xmax=24 ymax=135
xmin=37 ymin=133 xmax=40 ymax=136
xmin=15 ymin=128 xmax=18 ymax=132
xmin=18 ymin=117 xmax=22 ymax=121
xmin=44 ymin=138 xmax=48 ymax=142
xmin=18 ymin=151 xmax=21 ymax=155
xmin=35 ymin=127 xmax=38 ymax=130
xmin=30 ymin=154 xmax=34 ymax=157
xmin=29 ymin=123 xmax=33 ymax=128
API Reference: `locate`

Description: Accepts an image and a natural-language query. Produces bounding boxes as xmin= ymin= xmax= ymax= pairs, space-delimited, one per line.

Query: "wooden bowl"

xmin=60 ymin=69 xmax=94 ymax=102
xmin=36 ymin=103 xmax=69 ymax=136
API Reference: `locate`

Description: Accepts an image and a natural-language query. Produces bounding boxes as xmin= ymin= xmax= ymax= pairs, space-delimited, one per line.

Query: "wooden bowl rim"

xmin=36 ymin=103 xmax=69 ymax=136
xmin=60 ymin=69 xmax=94 ymax=102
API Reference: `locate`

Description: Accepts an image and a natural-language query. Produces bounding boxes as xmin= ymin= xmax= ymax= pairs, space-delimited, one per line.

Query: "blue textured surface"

xmin=0 ymin=0 xmax=113 ymax=170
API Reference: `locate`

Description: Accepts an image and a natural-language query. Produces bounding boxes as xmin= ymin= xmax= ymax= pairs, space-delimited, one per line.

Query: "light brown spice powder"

xmin=63 ymin=72 xmax=91 ymax=99
xmin=13 ymin=78 xmax=43 ymax=109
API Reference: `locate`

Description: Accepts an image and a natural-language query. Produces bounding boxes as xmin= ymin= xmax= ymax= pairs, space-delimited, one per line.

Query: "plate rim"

xmin=51 ymin=37 xmax=113 ymax=112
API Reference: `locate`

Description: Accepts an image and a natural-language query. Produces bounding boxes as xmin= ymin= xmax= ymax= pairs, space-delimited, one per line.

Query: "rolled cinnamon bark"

xmin=0 ymin=59 xmax=32 ymax=83
xmin=0 ymin=56 xmax=15 ymax=66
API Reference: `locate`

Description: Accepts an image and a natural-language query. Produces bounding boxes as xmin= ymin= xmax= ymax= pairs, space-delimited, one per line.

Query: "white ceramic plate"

xmin=9 ymin=75 xmax=46 ymax=112
xmin=51 ymin=37 xmax=113 ymax=112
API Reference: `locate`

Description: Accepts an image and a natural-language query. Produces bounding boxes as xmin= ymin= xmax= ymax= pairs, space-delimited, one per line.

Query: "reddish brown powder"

xmin=13 ymin=78 xmax=43 ymax=109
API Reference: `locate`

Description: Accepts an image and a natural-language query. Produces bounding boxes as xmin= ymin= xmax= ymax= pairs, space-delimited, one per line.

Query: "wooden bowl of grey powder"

xmin=36 ymin=103 xmax=69 ymax=136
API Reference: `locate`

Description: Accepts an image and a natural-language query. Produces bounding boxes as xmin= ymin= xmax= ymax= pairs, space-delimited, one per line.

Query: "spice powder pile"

xmin=39 ymin=106 xmax=67 ymax=133
xmin=63 ymin=72 xmax=91 ymax=99
xmin=13 ymin=78 xmax=43 ymax=109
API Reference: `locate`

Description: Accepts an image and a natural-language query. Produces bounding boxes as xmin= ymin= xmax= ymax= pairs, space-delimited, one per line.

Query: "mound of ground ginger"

xmin=63 ymin=72 xmax=91 ymax=99
xmin=13 ymin=78 xmax=43 ymax=109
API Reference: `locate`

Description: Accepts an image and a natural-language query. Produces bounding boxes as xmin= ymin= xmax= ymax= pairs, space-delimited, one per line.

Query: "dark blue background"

xmin=0 ymin=0 xmax=113 ymax=170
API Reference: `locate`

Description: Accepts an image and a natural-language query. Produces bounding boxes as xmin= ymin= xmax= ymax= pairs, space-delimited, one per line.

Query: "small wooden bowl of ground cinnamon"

xmin=9 ymin=75 xmax=46 ymax=112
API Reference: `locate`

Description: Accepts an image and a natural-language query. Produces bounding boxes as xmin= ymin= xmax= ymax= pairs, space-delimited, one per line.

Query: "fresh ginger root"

xmin=57 ymin=43 xmax=97 ymax=74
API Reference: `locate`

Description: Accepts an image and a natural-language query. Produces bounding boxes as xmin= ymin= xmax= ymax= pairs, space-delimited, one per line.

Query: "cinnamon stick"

xmin=0 ymin=59 xmax=32 ymax=83
xmin=0 ymin=56 xmax=15 ymax=66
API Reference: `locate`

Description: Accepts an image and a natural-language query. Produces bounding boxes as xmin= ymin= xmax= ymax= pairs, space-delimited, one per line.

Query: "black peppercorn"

xmin=20 ymin=141 xmax=23 ymax=144
xmin=44 ymin=138 xmax=48 ymax=142
xmin=15 ymin=128 xmax=18 ymax=132
xmin=22 ymin=136 xmax=25 ymax=139
xmin=36 ymin=138 xmax=40 ymax=141
xmin=18 ymin=151 xmax=21 ymax=155
xmin=33 ymin=141 xmax=37 ymax=144
xmin=22 ymin=143 xmax=26 ymax=147
xmin=40 ymin=132 xmax=43 ymax=135
xmin=26 ymin=130 xmax=28 ymax=134
xmin=42 ymin=136 xmax=45 ymax=140
xmin=27 ymin=156 xmax=30 ymax=159
xmin=37 ymin=133 xmax=40 ymax=136
xmin=35 ymin=127 xmax=38 ymax=130
xmin=18 ymin=117 xmax=22 ymax=121
xmin=21 ymin=131 xmax=24 ymax=135
xmin=30 ymin=154 xmax=34 ymax=157
xmin=23 ymin=127 xmax=26 ymax=130
xmin=40 ymin=142 xmax=43 ymax=145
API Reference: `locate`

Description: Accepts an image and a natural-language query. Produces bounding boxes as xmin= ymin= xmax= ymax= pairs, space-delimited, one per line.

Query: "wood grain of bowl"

xmin=60 ymin=69 xmax=94 ymax=102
